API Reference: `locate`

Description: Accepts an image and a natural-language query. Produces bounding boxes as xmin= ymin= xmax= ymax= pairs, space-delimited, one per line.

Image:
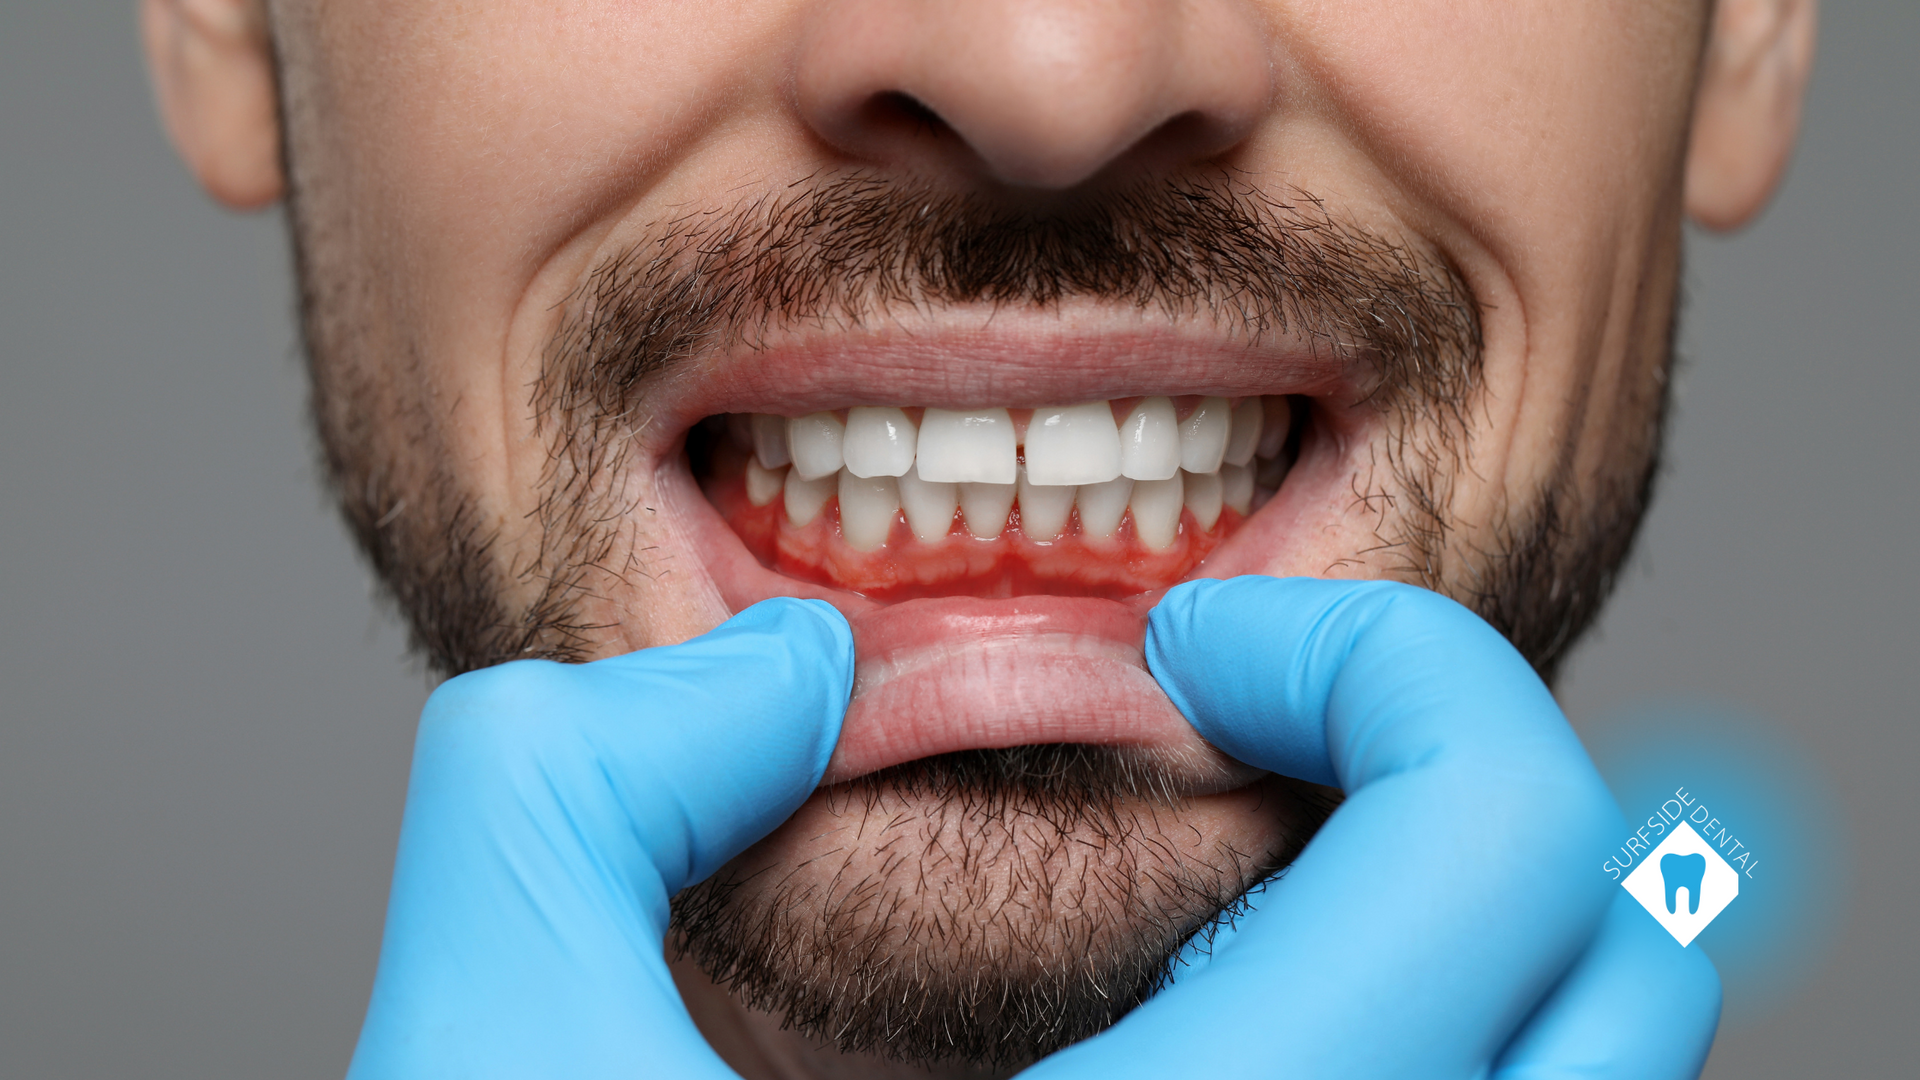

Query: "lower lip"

xmin=822 ymin=594 xmax=1256 ymax=789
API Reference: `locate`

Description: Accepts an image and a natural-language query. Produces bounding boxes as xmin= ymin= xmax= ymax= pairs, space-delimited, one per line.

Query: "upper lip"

xmin=634 ymin=307 xmax=1368 ymax=442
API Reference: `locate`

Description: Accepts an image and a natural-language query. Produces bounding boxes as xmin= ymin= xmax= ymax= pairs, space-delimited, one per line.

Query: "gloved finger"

xmin=352 ymin=597 xmax=852 ymax=1080
xmin=1027 ymin=577 xmax=1621 ymax=1078
xmin=1492 ymin=893 xmax=1721 ymax=1080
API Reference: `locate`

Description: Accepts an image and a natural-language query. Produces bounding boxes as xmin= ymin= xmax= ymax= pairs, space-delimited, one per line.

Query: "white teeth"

xmin=915 ymin=407 xmax=1018 ymax=484
xmin=1118 ymin=396 xmax=1180 ymax=481
xmin=787 ymin=412 xmax=845 ymax=480
xmin=838 ymin=471 xmax=900 ymax=550
xmin=1177 ymin=396 xmax=1231 ymax=474
xmin=1016 ymin=467 xmax=1076 ymax=542
xmin=898 ymin=464 xmax=958 ymax=542
xmin=783 ymin=467 xmax=836 ymax=526
xmin=1076 ymin=476 xmax=1133 ymax=539
xmin=1223 ymin=398 xmax=1264 ymax=467
xmin=745 ymin=458 xmax=786 ymax=507
xmin=959 ymin=481 xmax=1016 ymax=538
xmin=842 ymin=406 xmax=918 ymax=478
xmin=1222 ymin=462 xmax=1254 ymax=514
xmin=1256 ymin=398 xmax=1290 ymax=460
xmin=1183 ymin=469 xmax=1223 ymax=530
xmin=1024 ymin=402 xmax=1122 ymax=486
xmin=752 ymin=413 xmax=792 ymax=468
xmin=1129 ymin=474 xmax=1184 ymax=550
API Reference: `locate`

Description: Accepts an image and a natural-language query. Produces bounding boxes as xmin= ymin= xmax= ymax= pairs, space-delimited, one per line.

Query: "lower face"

xmin=273 ymin=3 xmax=1700 ymax=1073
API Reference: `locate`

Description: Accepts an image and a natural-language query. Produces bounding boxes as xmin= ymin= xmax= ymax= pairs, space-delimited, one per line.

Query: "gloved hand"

xmin=346 ymin=597 xmax=855 ymax=1080
xmin=1024 ymin=576 xmax=1723 ymax=1080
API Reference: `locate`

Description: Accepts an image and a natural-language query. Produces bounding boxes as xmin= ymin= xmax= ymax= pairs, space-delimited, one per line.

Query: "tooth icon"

xmin=1661 ymin=852 xmax=1707 ymax=915
xmin=1618 ymin=820 xmax=1740 ymax=947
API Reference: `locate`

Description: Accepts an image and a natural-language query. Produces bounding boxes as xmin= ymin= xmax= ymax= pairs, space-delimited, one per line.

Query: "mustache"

xmin=535 ymin=172 xmax=1482 ymax=430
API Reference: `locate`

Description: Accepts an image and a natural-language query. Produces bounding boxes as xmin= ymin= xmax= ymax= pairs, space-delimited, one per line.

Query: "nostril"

xmin=861 ymin=91 xmax=953 ymax=143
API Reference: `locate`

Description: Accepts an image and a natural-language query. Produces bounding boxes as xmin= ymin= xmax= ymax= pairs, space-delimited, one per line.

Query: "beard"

xmin=286 ymin=169 xmax=1670 ymax=1069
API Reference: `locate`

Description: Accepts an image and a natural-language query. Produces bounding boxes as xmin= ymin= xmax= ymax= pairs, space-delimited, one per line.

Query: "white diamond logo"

xmin=1621 ymin=822 xmax=1740 ymax=946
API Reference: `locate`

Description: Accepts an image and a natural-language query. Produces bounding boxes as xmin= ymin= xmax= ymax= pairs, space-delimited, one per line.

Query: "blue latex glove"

xmin=1023 ymin=576 xmax=1722 ymax=1080
xmin=347 ymin=597 xmax=855 ymax=1080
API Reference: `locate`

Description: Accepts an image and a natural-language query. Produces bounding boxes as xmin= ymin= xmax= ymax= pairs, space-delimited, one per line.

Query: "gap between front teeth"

xmin=736 ymin=396 xmax=1291 ymax=550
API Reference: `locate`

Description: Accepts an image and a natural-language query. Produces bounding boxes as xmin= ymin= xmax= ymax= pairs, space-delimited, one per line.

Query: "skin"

xmin=145 ymin=1 xmax=1815 ymax=1077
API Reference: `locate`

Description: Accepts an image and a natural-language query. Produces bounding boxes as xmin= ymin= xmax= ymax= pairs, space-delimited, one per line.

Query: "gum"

xmin=704 ymin=450 xmax=1237 ymax=601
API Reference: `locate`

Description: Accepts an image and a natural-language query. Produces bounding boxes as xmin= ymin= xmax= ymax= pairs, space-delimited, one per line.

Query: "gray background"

xmin=1 ymin=3 xmax=1912 ymax=1077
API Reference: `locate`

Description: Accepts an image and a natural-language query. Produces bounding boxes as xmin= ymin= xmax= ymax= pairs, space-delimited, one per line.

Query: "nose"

xmin=794 ymin=0 xmax=1272 ymax=189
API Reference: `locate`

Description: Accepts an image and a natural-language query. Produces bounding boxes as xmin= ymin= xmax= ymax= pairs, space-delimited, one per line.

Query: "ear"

xmin=1685 ymin=0 xmax=1818 ymax=231
xmin=141 ymin=0 xmax=282 ymax=209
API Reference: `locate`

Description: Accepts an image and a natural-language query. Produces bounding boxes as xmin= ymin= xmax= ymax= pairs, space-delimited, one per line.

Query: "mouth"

xmin=651 ymin=318 xmax=1363 ymax=790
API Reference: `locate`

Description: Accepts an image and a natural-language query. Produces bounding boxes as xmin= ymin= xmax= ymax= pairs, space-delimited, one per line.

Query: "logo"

xmin=1604 ymin=786 xmax=1757 ymax=946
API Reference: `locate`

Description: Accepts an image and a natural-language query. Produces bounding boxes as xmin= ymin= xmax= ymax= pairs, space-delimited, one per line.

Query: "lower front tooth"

xmin=1076 ymin=476 xmax=1133 ymax=540
xmin=745 ymin=458 xmax=786 ymax=506
xmin=898 ymin=465 xmax=958 ymax=542
xmin=784 ymin=467 xmax=835 ymax=526
xmin=1016 ymin=468 xmax=1075 ymax=541
xmin=1130 ymin=474 xmax=1184 ymax=550
xmin=1184 ymin=470 xmax=1223 ymax=530
xmin=959 ymin=481 xmax=1016 ymax=539
xmin=1222 ymin=462 xmax=1254 ymax=514
xmin=838 ymin=470 xmax=900 ymax=551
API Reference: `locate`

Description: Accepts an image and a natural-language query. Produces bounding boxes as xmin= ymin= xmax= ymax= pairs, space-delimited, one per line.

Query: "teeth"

xmin=842 ymin=406 xmax=918 ymax=478
xmin=897 ymin=464 xmax=958 ymax=542
xmin=1024 ymin=402 xmax=1122 ymax=486
xmin=745 ymin=458 xmax=786 ymax=506
xmin=1256 ymin=398 xmax=1291 ymax=460
xmin=1118 ymin=396 xmax=1180 ymax=481
xmin=1129 ymin=474 xmax=1184 ymax=550
xmin=1016 ymin=467 xmax=1076 ymax=542
xmin=783 ymin=467 xmax=836 ymax=526
xmin=739 ymin=396 xmax=1287 ymax=543
xmin=1183 ymin=469 xmax=1223 ymax=530
xmin=752 ymin=414 xmax=791 ymax=468
xmin=1223 ymin=398 xmax=1263 ymax=467
xmin=1076 ymin=476 xmax=1133 ymax=539
xmin=1222 ymin=462 xmax=1254 ymax=514
xmin=787 ymin=412 xmax=845 ymax=480
xmin=838 ymin=471 xmax=901 ymax=550
xmin=916 ymin=407 xmax=1018 ymax=484
xmin=1177 ymin=396 xmax=1231 ymax=474
xmin=959 ymin=481 xmax=1016 ymax=539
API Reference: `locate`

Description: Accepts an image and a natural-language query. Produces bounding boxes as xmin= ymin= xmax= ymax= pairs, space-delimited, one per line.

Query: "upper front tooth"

xmin=842 ymin=406 xmax=918 ymax=478
xmin=787 ymin=412 xmax=845 ymax=480
xmin=1118 ymin=396 xmax=1180 ymax=481
xmin=1184 ymin=469 xmax=1223 ymax=530
xmin=752 ymin=413 xmax=792 ymax=468
xmin=1223 ymin=398 xmax=1264 ymax=467
xmin=1024 ymin=402 xmax=1122 ymax=486
xmin=915 ymin=407 xmax=1017 ymax=484
xmin=898 ymin=464 xmax=958 ymax=542
xmin=1256 ymin=397 xmax=1291 ymax=460
xmin=1130 ymin=473 xmax=1184 ymax=550
xmin=838 ymin=470 xmax=900 ymax=550
xmin=1178 ymin=397 xmax=1231 ymax=473
xmin=1016 ymin=466 xmax=1076 ymax=542
xmin=958 ymin=481 xmax=1016 ymax=539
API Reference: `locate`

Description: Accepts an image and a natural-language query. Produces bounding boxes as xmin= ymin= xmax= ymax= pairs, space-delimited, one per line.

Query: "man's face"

xmin=148 ymin=0 xmax=1812 ymax=1073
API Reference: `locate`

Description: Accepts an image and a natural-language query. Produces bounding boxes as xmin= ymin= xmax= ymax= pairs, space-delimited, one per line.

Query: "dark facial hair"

xmin=292 ymin=171 xmax=1669 ymax=1068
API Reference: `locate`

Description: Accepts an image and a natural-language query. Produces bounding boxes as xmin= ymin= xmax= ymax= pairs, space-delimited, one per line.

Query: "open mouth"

xmin=645 ymin=323 xmax=1354 ymax=789
xmin=690 ymin=394 xmax=1302 ymax=601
